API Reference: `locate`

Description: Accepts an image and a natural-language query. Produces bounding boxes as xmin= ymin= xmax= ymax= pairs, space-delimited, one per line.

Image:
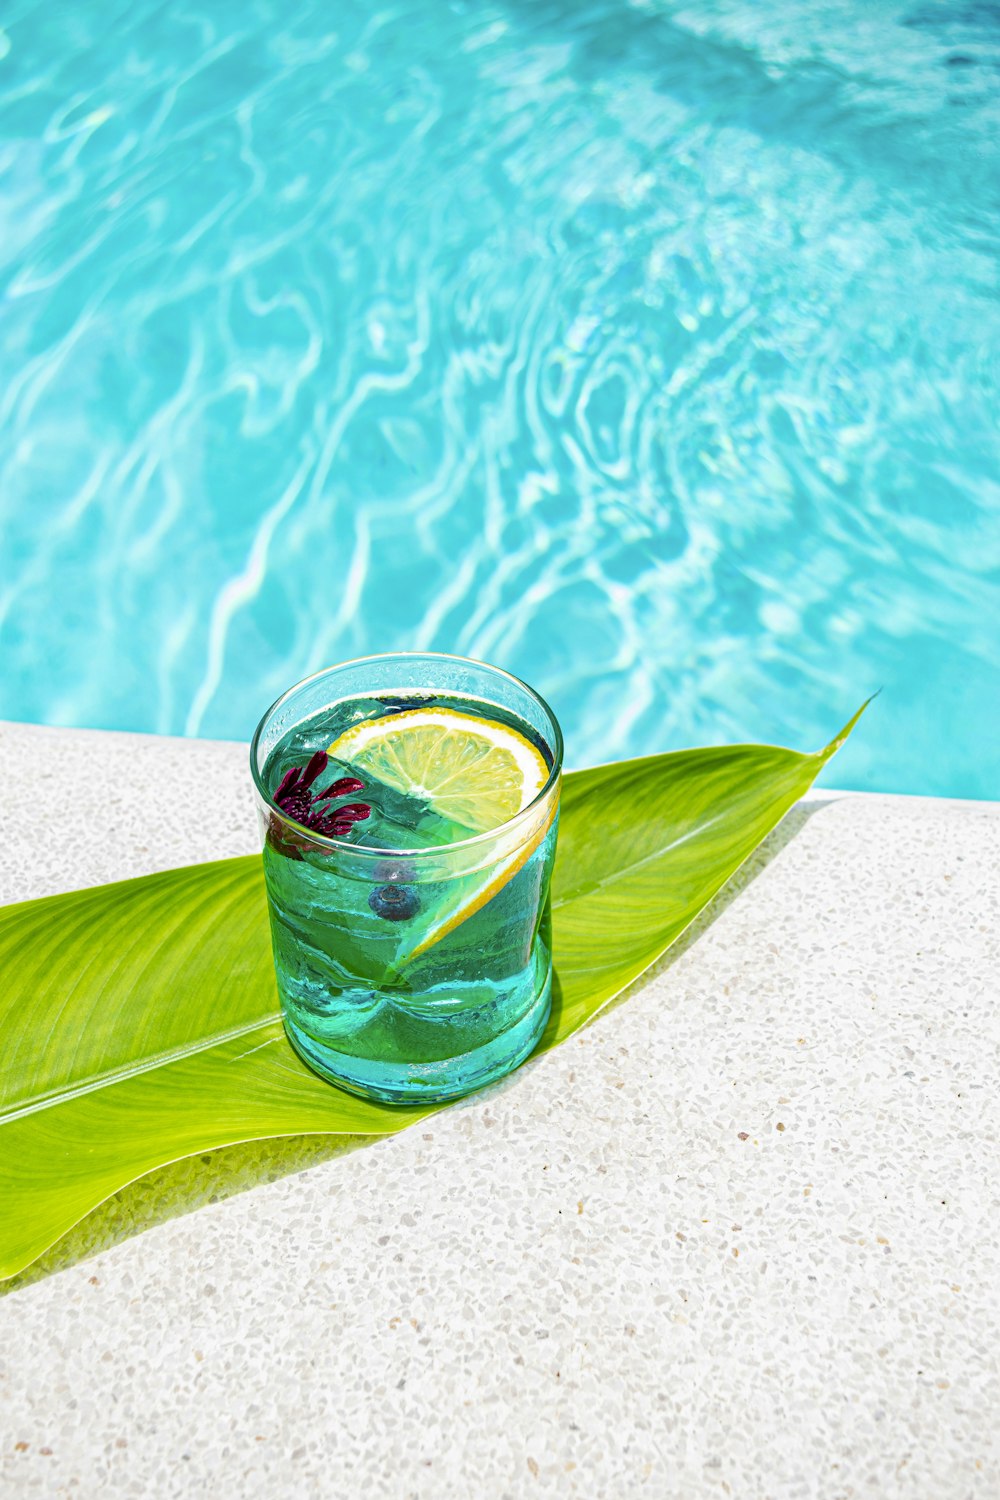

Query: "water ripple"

xmin=0 ymin=0 xmax=998 ymax=795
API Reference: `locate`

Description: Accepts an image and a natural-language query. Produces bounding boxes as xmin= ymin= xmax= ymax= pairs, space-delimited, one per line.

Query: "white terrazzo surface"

xmin=0 ymin=721 xmax=998 ymax=1499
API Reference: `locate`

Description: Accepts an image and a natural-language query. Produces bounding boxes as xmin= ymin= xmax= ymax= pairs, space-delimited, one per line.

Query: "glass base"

xmin=283 ymin=969 xmax=552 ymax=1105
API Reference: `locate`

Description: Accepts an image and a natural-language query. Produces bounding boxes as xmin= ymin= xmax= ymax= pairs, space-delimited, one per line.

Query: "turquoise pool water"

xmin=1 ymin=0 xmax=998 ymax=797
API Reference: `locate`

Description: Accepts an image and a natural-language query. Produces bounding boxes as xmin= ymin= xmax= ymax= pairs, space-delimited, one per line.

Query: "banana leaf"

xmin=0 ymin=705 xmax=869 ymax=1279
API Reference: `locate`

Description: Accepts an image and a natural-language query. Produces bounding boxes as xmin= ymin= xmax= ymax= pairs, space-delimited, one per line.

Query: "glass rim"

xmin=249 ymin=650 xmax=564 ymax=860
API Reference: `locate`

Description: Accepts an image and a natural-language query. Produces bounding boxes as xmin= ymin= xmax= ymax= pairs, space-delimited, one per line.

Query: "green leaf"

xmin=0 ymin=705 xmax=869 ymax=1279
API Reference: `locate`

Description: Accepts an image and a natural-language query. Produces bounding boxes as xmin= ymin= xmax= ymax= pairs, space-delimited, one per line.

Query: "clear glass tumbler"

xmin=250 ymin=652 xmax=563 ymax=1104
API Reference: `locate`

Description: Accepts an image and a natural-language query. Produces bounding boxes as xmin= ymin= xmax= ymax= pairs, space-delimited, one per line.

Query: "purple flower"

xmin=270 ymin=751 xmax=370 ymax=850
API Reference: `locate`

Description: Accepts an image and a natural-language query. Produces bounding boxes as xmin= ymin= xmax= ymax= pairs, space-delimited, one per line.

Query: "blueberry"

xmin=368 ymin=884 xmax=420 ymax=922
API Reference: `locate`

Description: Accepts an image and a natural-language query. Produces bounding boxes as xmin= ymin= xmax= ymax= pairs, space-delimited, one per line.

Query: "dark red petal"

xmin=335 ymin=803 xmax=371 ymax=822
xmin=274 ymin=767 xmax=300 ymax=800
xmin=299 ymin=750 xmax=329 ymax=790
xmin=315 ymin=776 xmax=365 ymax=800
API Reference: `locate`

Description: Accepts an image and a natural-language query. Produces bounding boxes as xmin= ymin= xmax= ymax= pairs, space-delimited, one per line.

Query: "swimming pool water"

xmin=1 ymin=0 xmax=998 ymax=797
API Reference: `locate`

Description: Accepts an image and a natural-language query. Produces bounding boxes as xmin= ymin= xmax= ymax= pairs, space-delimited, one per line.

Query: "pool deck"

xmin=1 ymin=720 xmax=997 ymax=1499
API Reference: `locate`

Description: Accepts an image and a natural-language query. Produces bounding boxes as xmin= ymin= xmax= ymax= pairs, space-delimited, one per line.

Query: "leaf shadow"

xmin=1 ymin=796 xmax=837 ymax=1296
xmin=1 ymin=1132 xmax=381 ymax=1295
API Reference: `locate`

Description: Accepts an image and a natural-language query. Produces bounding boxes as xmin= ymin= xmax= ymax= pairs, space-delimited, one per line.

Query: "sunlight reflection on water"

xmin=1 ymin=0 xmax=998 ymax=794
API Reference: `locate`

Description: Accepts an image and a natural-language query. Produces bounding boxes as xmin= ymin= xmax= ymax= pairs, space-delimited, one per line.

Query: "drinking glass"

xmin=250 ymin=652 xmax=562 ymax=1103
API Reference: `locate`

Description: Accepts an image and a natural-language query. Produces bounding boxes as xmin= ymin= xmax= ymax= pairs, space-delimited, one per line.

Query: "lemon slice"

xmin=327 ymin=706 xmax=549 ymax=834
xmin=327 ymin=706 xmax=556 ymax=960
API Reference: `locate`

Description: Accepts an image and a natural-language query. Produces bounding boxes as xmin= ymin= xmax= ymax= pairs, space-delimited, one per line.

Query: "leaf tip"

xmin=821 ymin=690 xmax=881 ymax=760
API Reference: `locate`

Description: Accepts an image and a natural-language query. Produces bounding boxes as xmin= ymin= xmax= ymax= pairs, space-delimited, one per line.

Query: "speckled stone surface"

xmin=0 ymin=721 xmax=998 ymax=1499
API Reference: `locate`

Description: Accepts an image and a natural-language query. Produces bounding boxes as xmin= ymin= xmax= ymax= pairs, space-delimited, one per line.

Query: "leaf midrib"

xmin=552 ymin=806 xmax=731 ymax=909
xmin=0 ymin=1011 xmax=281 ymax=1124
